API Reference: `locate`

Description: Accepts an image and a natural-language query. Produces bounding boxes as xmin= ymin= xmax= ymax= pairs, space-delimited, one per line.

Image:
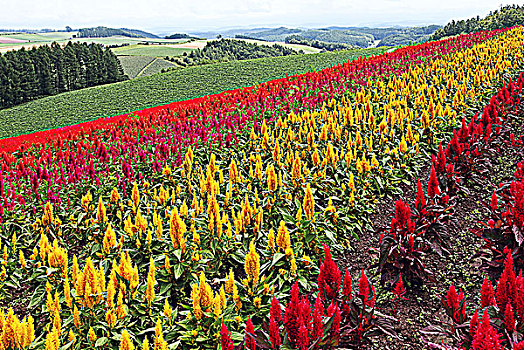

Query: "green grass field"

xmin=0 ymin=47 xmax=388 ymax=139
xmin=112 ymin=44 xmax=194 ymax=57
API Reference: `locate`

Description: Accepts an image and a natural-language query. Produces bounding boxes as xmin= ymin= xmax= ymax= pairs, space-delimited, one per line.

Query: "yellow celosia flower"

xmin=244 ymin=241 xmax=260 ymax=286
xmin=68 ymin=329 xmax=76 ymax=344
xmin=154 ymin=319 xmax=168 ymax=350
xmin=103 ymin=223 xmax=117 ymax=255
xmin=276 ymin=221 xmax=291 ymax=252
xmin=266 ymin=164 xmax=277 ymax=192
xmin=81 ymin=191 xmax=92 ymax=212
xmin=225 ymin=269 xmax=235 ymax=294
xmin=77 ymin=257 xmax=102 ymax=308
xmin=44 ymin=325 xmax=60 ymax=350
xmin=142 ymin=337 xmax=150 ymax=350
xmin=96 ymin=197 xmax=108 ymax=223
xmin=302 ymin=183 xmax=315 ymax=221
xmin=88 ymin=327 xmax=97 ymax=344
xmin=47 ymin=239 xmax=68 ymax=277
xmin=19 ymin=250 xmax=26 ymax=269
xmin=254 ymin=296 xmax=261 ymax=308
xmin=213 ymin=292 xmax=222 ymax=318
xmin=42 ymin=202 xmax=54 ymax=227
xmin=117 ymin=330 xmax=134 ymax=350
xmin=267 ymin=228 xmax=275 ymax=251
xmin=169 ymin=207 xmax=186 ymax=250
xmin=145 ymin=257 xmax=156 ymax=307
xmin=73 ymin=305 xmax=81 ymax=328
xmin=163 ymin=299 xmax=173 ymax=323
xmin=132 ymin=182 xmax=140 ymax=208
xmin=110 ymin=187 xmax=121 ymax=204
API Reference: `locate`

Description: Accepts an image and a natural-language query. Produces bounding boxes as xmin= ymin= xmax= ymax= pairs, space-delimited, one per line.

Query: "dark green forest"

xmin=169 ymin=38 xmax=299 ymax=68
xmin=0 ymin=42 xmax=127 ymax=109
xmin=431 ymin=4 xmax=524 ymax=40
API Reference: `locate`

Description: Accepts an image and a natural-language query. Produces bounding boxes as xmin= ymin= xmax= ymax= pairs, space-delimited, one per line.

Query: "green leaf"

xmin=95 ymin=337 xmax=109 ymax=347
xmin=173 ymin=264 xmax=184 ymax=280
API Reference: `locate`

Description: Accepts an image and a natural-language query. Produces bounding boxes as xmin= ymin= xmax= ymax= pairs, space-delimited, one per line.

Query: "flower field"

xmin=0 ymin=26 xmax=524 ymax=349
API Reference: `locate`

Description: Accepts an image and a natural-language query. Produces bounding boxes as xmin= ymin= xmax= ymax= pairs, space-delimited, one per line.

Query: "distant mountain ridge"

xmin=226 ymin=25 xmax=441 ymax=48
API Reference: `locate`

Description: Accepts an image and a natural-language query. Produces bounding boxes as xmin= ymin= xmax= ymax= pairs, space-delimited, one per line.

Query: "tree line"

xmin=285 ymin=35 xmax=353 ymax=51
xmin=431 ymin=4 xmax=524 ymax=40
xmin=169 ymin=39 xmax=299 ymax=68
xmin=0 ymin=41 xmax=127 ymax=110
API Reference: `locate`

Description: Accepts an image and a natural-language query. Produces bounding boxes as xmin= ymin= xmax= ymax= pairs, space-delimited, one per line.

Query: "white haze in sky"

xmin=0 ymin=0 xmax=521 ymax=33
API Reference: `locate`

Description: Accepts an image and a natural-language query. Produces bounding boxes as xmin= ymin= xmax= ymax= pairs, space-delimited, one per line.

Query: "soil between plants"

xmin=336 ymin=104 xmax=524 ymax=349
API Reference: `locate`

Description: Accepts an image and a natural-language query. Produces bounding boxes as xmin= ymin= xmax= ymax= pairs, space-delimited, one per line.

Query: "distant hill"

xmin=431 ymin=4 xmax=524 ymax=40
xmin=229 ymin=25 xmax=440 ymax=48
xmin=77 ymin=26 xmax=159 ymax=38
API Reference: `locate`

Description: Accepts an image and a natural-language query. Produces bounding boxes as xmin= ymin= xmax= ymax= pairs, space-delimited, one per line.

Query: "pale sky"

xmin=0 ymin=0 xmax=520 ymax=34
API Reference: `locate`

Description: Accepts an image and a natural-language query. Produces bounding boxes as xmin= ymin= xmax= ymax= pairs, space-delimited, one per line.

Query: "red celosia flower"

xmin=221 ymin=321 xmax=235 ymax=350
xmin=427 ymin=165 xmax=441 ymax=198
xmin=480 ymin=276 xmax=496 ymax=308
xmin=318 ymin=244 xmax=341 ymax=301
xmin=311 ymin=296 xmax=324 ymax=342
xmin=393 ymin=274 xmax=407 ymax=301
xmin=471 ymin=310 xmax=503 ymax=350
xmin=496 ymin=249 xmax=517 ymax=313
xmin=283 ymin=281 xmax=301 ymax=346
xmin=504 ymin=303 xmax=515 ymax=333
xmin=516 ymin=271 xmax=524 ymax=321
xmin=490 ymin=192 xmax=498 ymax=212
xmin=446 ymin=285 xmax=459 ymax=317
xmin=245 ymin=316 xmax=256 ymax=350
xmin=514 ymin=341 xmax=524 ymax=350
xmin=414 ymin=179 xmax=427 ymax=213
xmin=269 ymin=313 xmax=281 ymax=349
xmin=342 ymin=268 xmax=352 ymax=307
xmin=326 ymin=302 xmax=341 ymax=344
xmin=297 ymin=322 xmax=309 ymax=350
xmin=358 ymin=270 xmax=370 ymax=303
xmin=298 ymin=297 xmax=311 ymax=332
xmin=270 ymin=294 xmax=281 ymax=323
xmin=469 ymin=309 xmax=479 ymax=338
xmin=436 ymin=142 xmax=447 ymax=174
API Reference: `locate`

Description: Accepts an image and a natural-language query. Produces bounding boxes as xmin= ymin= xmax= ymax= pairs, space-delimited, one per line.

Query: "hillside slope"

xmin=0 ymin=47 xmax=387 ymax=139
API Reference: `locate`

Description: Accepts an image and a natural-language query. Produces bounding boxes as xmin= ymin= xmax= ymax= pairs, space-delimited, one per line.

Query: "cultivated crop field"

xmin=118 ymin=56 xmax=157 ymax=79
xmin=0 ymin=47 xmax=387 ymax=140
xmin=1 ymin=27 xmax=524 ymax=350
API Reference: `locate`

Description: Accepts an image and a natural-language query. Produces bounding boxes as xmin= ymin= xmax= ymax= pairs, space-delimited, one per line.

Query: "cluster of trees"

xmin=0 ymin=42 xmax=127 ymax=109
xmin=164 ymin=33 xmax=199 ymax=40
xmin=431 ymin=5 xmax=524 ymax=40
xmin=169 ymin=39 xmax=299 ymax=68
xmin=284 ymin=35 xmax=353 ymax=51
